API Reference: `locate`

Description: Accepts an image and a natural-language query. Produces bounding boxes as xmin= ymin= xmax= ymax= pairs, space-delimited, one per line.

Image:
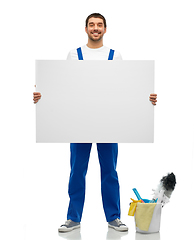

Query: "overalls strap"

xmin=108 ymin=49 xmax=115 ymax=60
xmin=77 ymin=47 xmax=83 ymax=60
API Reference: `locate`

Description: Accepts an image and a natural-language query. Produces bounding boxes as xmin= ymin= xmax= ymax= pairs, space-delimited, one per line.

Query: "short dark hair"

xmin=85 ymin=13 xmax=107 ymax=28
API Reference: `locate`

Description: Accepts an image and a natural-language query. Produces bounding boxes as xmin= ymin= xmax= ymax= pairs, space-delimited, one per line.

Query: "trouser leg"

xmin=67 ymin=143 xmax=92 ymax=222
xmin=97 ymin=143 xmax=120 ymax=222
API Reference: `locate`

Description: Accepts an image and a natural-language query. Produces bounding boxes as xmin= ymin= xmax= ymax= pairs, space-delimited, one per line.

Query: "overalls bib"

xmin=67 ymin=47 xmax=120 ymax=223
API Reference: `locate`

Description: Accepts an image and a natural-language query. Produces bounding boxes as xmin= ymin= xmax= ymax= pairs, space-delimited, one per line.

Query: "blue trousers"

xmin=67 ymin=143 xmax=120 ymax=222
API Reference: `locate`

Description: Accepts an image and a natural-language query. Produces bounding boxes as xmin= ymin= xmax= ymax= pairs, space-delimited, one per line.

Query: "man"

xmin=33 ymin=13 xmax=157 ymax=232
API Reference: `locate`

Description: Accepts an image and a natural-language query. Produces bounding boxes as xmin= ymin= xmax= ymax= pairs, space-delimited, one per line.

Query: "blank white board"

xmin=36 ymin=60 xmax=154 ymax=143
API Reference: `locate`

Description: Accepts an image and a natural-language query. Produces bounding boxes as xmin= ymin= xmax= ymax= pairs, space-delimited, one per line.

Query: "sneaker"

xmin=108 ymin=218 xmax=128 ymax=232
xmin=58 ymin=219 xmax=80 ymax=232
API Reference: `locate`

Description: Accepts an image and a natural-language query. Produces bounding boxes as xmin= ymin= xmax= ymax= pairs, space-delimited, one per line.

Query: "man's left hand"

xmin=149 ymin=93 xmax=157 ymax=105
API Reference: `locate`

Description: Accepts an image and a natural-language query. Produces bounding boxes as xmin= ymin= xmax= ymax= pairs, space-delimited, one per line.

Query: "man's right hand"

xmin=33 ymin=92 xmax=41 ymax=104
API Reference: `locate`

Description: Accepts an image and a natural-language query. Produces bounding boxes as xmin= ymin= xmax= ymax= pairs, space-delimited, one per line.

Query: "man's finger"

xmin=149 ymin=95 xmax=157 ymax=98
xmin=149 ymin=97 xmax=157 ymax=100
xmin=33 ymin=98 xmax=41 ymax=101
xmin=33 ymin=95 xmax=41 ymax=99
xmin=33 ymin=92 xmax=41 ymax=96
xmin=150 ymin=93 xmax=157 ymax=96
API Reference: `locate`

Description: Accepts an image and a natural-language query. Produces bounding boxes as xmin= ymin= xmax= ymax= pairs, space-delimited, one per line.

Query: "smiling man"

xmin=33 ymin=13 xmax=157 ymax=233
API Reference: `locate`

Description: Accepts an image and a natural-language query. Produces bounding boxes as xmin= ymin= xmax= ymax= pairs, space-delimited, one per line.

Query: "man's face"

xmin=85 ymin=17 xmax=106 ymax=42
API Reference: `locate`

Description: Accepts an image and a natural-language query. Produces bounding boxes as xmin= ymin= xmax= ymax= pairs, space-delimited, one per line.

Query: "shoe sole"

xmin=58 ymin=225 xmax=80 ymax=233
xmin=108 ymin=224 xmax=128 ymax=232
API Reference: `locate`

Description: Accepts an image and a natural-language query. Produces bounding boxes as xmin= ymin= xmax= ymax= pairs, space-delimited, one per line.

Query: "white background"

xmin=0 ymin=1 xmax=194 ymax=240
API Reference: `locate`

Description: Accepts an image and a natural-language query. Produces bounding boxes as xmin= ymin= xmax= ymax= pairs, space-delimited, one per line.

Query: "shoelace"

xmin=115 ymin=218 xmax=125 ymax=226
xmin=60 ymin=219 xmax=72 ymax=227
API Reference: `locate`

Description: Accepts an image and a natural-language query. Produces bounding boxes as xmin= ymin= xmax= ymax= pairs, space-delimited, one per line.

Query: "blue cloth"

xmin=67 ymin=47 xmax=120 ymax=222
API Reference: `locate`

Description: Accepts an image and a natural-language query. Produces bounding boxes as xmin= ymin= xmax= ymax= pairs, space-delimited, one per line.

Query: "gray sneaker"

xmin=58 ymin=219 xmax=80 ymax=232
xmin=108 ymin=218 xmax=128 ymax=232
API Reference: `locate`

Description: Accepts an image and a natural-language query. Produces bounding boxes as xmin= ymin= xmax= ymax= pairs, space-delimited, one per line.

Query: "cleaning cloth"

xmin=135 ymin=202 xmax=156 ymax=231
xmin=128 ymin=198 xmax=141 ymax=216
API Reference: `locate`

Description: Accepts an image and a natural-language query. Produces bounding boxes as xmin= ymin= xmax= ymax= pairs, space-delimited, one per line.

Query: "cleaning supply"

xmin=128 ymin=198 xmax=141 ymax=216
xmin=132 ymin=188 xmax=145 ymax=203
xmin=149 ymin=198 xmax=158 ymax=203
xmin=151 ymin=172 xmax=176 ymax=207
xmin=135 ymin=202 xmax=157 ymax=231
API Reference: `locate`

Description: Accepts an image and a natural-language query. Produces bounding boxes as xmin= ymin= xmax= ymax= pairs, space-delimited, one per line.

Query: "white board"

xmin=36 ymin=60 xmax=154 ymax=143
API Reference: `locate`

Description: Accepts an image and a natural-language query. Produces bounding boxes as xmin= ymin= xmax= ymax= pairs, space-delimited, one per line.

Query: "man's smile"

xmin=92 ymin=32 xmax=101 ymax=36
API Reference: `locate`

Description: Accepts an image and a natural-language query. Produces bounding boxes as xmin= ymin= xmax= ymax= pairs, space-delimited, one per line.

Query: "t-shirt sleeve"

xmin=114 ymin=51 xmax=123 ymax=60
xmin=66 ymin=49 xmax=79 ymax=60
xmin=66 ymin=51 xmax=72 ymax=60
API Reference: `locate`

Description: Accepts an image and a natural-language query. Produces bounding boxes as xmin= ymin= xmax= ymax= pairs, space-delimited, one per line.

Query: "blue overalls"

xmin=67 ymin=47 xmax=120 ymax=223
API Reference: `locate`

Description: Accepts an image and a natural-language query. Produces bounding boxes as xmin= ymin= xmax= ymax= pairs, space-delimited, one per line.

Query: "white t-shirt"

xmin=66 ymin=44 xmax=122 ymax=60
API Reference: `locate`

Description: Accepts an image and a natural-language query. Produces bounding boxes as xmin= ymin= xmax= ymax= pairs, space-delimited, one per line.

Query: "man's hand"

xmin=33 ymin=92 xmax=41 ymax=104
xmin=149 ymin=93 xmax=157 ymax=105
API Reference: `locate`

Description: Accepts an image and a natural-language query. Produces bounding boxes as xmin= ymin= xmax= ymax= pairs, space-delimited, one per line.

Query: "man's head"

xmin=85 ymin=13 xmax=107 ymax=28
xmin=85 ymin=13 xmax=107 ymax=42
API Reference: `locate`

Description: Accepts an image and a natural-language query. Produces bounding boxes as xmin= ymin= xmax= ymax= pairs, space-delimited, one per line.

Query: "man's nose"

xmin=94 ymin=24 xmax=98 ymax=30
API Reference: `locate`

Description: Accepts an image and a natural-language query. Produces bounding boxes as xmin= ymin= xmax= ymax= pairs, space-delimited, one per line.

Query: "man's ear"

xmin=85 ymin=27 xmax=88 ymax=34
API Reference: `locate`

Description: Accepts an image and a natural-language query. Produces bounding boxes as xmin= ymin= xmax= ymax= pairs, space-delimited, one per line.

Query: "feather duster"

xmin=151 ymin=172 xmax=176 ymax=207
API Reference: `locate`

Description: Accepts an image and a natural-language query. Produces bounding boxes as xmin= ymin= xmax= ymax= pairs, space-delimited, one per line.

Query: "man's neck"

xmin=87 ymin=39 xmax=103 ymax=49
